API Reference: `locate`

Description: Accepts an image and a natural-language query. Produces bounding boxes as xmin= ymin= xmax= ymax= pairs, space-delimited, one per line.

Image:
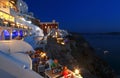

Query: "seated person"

xmin=51 ymin=59 xmax=61 ymax=73
xmin=61 ymin=66 xmax=73 ymax=78
xmin=45 ymin=57 xmax=53 ymax=70
xmin=31 ymin=54 xmax=39 ymax=71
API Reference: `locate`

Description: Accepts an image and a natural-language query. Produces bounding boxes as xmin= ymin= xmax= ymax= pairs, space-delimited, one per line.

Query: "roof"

xmin=0 ymin=40 xmax=34 ymax=54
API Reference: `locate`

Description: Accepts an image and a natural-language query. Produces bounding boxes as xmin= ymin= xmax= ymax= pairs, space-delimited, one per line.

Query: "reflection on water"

xmin=83 ymin=34 xmax=120 ymax=74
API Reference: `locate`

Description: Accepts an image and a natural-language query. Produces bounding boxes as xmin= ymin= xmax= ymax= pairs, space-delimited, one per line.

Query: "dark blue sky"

xmin=24 ymin=0 xmax=120 ymax=33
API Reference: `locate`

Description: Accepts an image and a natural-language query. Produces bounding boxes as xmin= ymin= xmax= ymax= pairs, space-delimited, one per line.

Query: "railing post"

xmin=10 ymin=29 xmax=12 ymax=40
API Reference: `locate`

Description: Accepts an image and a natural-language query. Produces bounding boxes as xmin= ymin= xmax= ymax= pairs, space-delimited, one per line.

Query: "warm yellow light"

xmin=74 ymin=69 xmax=83 ymax=78
xmin=16 ymin=23 xmax=20 ymax=27
xmin=57 ymin=40 xmax=60 ymax=43
xmin=41 ymin=52 xmax=46 ymax=58
xmin=55 ymin=32 xmax=58 ymax=36
xmin=61 ymin=42 xmax=65 ymax=45
xmin=24 ymin=26 xmax=28 ymax=29
xmin=45 ymin=26 xmax=47 ymax=29
xmin=57 ymin=38 xmax=63 ymax=41
xmin=56 ymin=26 xmax=58 ymax=28
xmin=11 ymin=1 xmax=15 ymax=4
xmin=3 ymin=21 xmax=8 ymax=24
xmin=11 ymin=23 xmax=15 ymax=26
xmin=75 ymin=69 xmax=79 ymax=74
xmin=52 ymin=35 xmax=55 ymax=38
xmin=0 ymin=11 xmax=14 ymax=22
xmin=20 ymin=25 xmax=23 ymax=28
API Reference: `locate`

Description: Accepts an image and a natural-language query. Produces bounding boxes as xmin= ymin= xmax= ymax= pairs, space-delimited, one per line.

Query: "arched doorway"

xmin=1 ymin=30 xmax=10 ymax=40
xmin=19 ymin=30 xmax=23 ymax=38
xmin=12 ymin=30 xmax=18 ymax=39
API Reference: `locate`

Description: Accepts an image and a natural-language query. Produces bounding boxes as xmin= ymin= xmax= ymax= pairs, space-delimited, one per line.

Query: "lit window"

xmin=0 ymin=11 xmax=14 ymax=22
xmin=45 ymin=26 xmax=47 ymax=29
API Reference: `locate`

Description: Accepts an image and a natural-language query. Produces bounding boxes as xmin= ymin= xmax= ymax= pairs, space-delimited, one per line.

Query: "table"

xmin=45 ymin=69 xmax=83 ymax=78
xmin=45 ymin=70 xmax=61 ymax=78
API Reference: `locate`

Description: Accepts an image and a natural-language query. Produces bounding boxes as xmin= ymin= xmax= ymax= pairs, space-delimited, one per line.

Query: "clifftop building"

xmin=0 ymin=0 xmax=44 ymax=40
xmin=40 ymin=20 xmax=59 ymax=34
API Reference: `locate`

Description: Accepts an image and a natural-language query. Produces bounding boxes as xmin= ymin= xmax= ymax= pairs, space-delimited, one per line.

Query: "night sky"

xmin=24 ymin=0 xmax=120 ymax=33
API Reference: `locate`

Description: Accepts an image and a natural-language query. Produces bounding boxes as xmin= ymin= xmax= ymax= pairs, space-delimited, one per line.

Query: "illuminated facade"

xmin=0 ymin=0 xmax=45 ymax=40
xmin=0 ymin=0 xmax=33 ymax=40
xmin=0 ymin=0 xmax=18 ymax=14
xmin=40 ymin=20 xmax=59 ymax=34
xmin=0 ymin=0 xmax=17 ymax=22
xmin=0 ymin=11 xmax=14 ymax=22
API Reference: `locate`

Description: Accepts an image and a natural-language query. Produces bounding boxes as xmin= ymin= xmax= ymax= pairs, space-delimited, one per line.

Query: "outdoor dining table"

xmin=45 ymin=69 xmax=83 ymax=78
xmin=45 ymin=70 xmax=62 ymax=78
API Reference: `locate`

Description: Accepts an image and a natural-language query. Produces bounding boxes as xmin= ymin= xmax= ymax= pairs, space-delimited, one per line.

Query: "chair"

xmin=38 ymin=65 xmax=45 ymax=73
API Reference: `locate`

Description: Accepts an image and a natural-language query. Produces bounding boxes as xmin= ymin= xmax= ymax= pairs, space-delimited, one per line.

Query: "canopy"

xmin=0 ymin=40 xmax=34 ymax=54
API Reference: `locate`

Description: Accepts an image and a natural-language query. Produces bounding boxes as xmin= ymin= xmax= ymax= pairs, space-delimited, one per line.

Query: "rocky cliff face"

xmin=45 ymin=33 xmax=115 ymax=78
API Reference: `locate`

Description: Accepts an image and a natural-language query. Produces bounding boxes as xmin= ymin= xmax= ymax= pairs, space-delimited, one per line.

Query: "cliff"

xmin=45 ymin=33 xmax=115 ymax=78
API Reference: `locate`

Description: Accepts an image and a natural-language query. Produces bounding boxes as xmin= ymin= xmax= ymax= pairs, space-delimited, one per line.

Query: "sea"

xmin=83 ymin=34 xmax=120 ymax=75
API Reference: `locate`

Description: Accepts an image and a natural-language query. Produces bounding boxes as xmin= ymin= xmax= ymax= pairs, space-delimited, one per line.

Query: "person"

xmin=51 ymin=59 xmax=60 ymax=73
xmin=51 ymin=59 xmax=59 ymax=68
xmin=61 ymin=66 xmax=73 ymax=78
xmin=45 ymin=57 xmax=53 ymax=70
xmin=31 ymin=54 xmax=39 ymax=71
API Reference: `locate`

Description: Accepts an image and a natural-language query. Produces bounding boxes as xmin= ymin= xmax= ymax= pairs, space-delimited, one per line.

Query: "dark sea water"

xmin=83 ymin=34 xmax=120 ymax=75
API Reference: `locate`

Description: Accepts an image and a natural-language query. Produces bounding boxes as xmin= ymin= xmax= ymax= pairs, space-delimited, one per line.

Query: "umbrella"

xmin=0 ymin=40 xmax=34 ymax=54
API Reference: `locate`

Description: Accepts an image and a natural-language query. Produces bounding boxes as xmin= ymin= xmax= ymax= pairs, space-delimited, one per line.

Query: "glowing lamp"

xmin=61 ymin=42 xmax=65 ymax=45
xmin=11 ymin=23 xmax=15 ymax=26
xmin=3 ymin=21 xmax=8 ymax=24
xmin=55 ymin=32 xmax=58 ymax=37
xmin=75 ymin=69 xmax=79 ymax=75
xmin=41 ymin=52 xmax=46 ymax=58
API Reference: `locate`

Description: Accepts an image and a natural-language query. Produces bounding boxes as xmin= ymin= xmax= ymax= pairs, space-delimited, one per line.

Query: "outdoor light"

xmin=57 ymin=40 xmax=60 ymax=43
xmin=52 ymin=35 xmax=55 ymax=38
xmin=74 ymin=69 xmax=83 ymax=78
xmin=24 ymin=32 xmax=27 ymax=36
xmin=11 ymin=23 xmax=15 ymax=26
xmin=75 ymin=69 xmax=79 ymax=75
xmin=3 ymin=21 xmax=8 ymax=25
xmin=16 ymin=23 xmax=19 ymax=25
xmin=41 ymin=52 xmax=46 ymax=58
xmin=61 ymin=42 xmax=65 ymax=45
xmin=55 ymin=32 xmax=58 ymax=36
